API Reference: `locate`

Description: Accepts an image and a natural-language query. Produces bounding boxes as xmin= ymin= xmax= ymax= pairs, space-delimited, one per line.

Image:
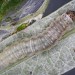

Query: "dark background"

xmin=44 ymin=0 xmax=75 ymax=75
xmin=43 ymin=0 xmax=71 ymax=17
xmin=62 ymin=68 xmax=75 ymax=75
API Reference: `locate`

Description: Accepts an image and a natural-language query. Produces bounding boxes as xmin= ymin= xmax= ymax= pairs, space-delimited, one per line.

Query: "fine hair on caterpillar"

xmin=0 ymin=11 xmax=75 ymax=71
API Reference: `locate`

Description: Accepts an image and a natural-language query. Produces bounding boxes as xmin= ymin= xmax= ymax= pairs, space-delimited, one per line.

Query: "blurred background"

xmin=44 ymin=0 xmax=71 ymax=17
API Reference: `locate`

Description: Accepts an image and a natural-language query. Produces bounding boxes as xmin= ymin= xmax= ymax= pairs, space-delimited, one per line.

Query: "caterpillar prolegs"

xmin=0 ymin=11 xmax=75 ymax=71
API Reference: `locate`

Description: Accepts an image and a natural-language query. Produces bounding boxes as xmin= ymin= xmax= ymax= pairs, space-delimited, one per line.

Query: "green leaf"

xmin=17 ymin=23 xmax=29 ymax=31
xmin=0 ymin=0 xmax=25 ymax=21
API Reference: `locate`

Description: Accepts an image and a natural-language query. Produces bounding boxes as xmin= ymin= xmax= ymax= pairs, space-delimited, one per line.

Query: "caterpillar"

xmin=0 ymin=11 xmax=75 ymax=71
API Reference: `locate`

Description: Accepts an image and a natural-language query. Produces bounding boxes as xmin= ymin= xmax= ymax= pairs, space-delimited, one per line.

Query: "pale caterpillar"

xmin=0 ymin=11 xmax=75 ymax=71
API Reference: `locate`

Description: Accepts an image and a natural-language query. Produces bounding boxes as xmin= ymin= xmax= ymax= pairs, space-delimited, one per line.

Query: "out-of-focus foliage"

xmin=0 ymin=0 xmax=3 ymax=8
xmin=0 ymin=0 xmax=25 ymax=21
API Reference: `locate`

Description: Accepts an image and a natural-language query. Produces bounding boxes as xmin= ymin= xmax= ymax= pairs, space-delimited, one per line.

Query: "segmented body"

xmin=0 ymin=11 xmax=75 ymax=71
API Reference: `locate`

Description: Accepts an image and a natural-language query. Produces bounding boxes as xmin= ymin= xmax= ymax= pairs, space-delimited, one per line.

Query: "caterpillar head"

xmin=66 ymin=10 xmax=75 ymax=21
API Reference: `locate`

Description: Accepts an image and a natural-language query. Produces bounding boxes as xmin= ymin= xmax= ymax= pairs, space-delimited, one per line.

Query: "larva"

xmin=0 ymin=11 xmax=75 ymax=71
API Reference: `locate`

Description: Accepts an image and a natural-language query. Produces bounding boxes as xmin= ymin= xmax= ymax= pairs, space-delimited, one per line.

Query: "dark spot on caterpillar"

xmin=30 ymin=71 xmax=32 ymax=75
xmin=73 ymin=48 xmax=75 ymax=52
